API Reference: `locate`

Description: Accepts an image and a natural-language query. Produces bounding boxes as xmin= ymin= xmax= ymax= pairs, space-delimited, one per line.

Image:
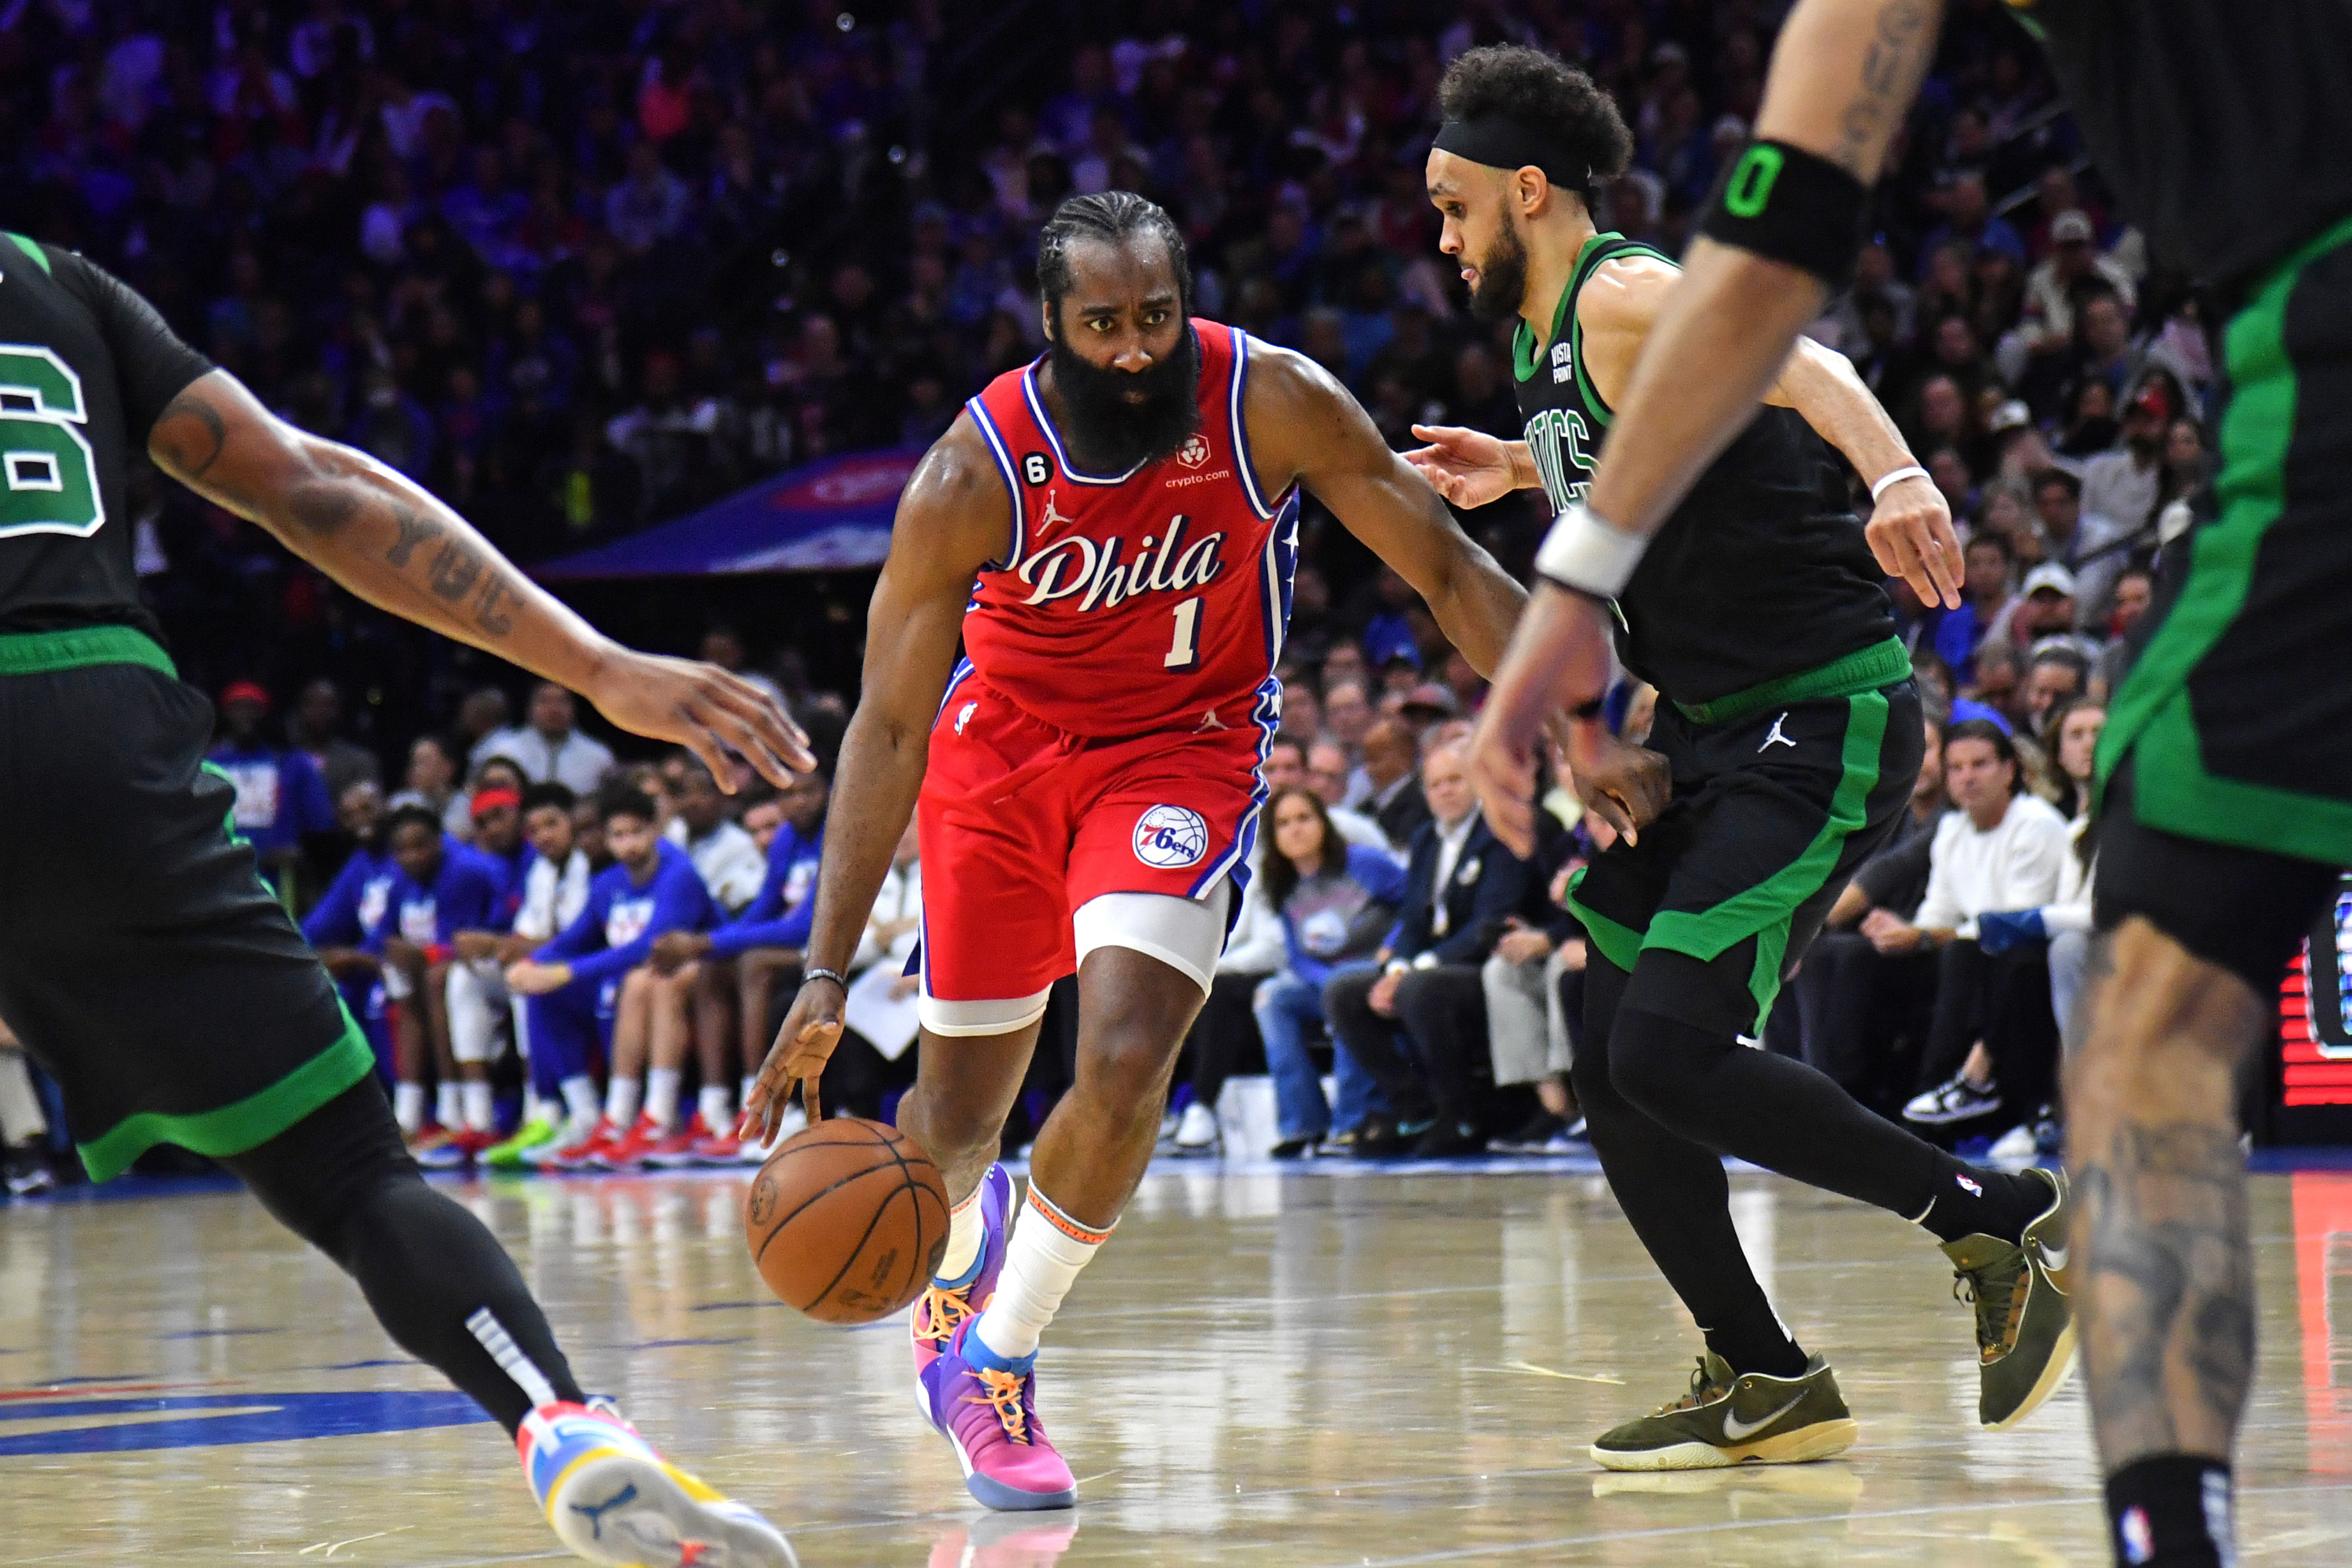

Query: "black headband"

xmin=1432 ymin=114 xmax=1592 ymax=195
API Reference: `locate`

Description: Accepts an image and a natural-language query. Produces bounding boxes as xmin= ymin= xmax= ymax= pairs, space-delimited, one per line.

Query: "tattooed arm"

xmin=148 ymin=369 xmax=813 ymax=787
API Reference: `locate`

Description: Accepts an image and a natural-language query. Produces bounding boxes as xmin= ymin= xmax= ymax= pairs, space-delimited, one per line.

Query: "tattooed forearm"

xmin=2073 ymin=1121 xmax=2254 ymax=1463
xmin=473 ymin=576 xmax=516 ymax=636
xmin=153 ymin=390 xmax=227 ymax=479
xmin=1835 ymin=0 xmax=1939 ymax=175
xmin=426 ymin=539 xmax=483 ymax=601
xmin=385 ymin=506 xmax=445 ymax=566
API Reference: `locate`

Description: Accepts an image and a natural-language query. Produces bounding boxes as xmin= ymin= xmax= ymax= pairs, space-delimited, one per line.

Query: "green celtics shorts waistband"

xmin=1672 ymin=636 xmax=1912 ymax=727
xmin=0 ymin=624 xmax=177 ymax=679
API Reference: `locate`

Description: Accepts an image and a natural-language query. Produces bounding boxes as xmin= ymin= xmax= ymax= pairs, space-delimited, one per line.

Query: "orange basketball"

xmin=744 ymin=1118 xmax=950 ymax=1323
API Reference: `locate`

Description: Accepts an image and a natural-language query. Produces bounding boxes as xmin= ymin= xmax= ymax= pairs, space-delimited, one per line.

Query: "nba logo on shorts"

xmin=1132 ymin=805 xmax=1209 ymax=868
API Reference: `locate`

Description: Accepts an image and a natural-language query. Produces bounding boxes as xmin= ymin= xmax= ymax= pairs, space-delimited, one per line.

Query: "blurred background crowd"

xmin=0 ymin=0 xmax=2210 ymax=1191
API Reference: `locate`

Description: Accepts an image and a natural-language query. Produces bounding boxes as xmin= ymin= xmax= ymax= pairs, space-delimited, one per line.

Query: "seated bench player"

xmin=505 ymin=785 xmax=716 ymax=1168
xmin=369 ymin=803 xmax=510 ymax=1164
xmin=301 ymin=779 xmax=398 ymax=1087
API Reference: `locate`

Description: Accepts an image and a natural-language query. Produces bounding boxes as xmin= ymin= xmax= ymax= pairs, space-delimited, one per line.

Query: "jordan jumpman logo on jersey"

xmin=1038 ymin=488 xmax=1076 ymax=535
xmin=1760 ymin=713 xmax=1796 ymax=752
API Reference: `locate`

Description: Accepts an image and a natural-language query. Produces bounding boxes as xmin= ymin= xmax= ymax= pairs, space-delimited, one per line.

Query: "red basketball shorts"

xmin=914 ymin=674 xmax=1266 ymax=1036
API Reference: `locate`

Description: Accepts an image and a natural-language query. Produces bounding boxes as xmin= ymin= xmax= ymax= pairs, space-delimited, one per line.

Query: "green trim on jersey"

xmin=1568 ymin=240 xmax=1674 ymax=427
xmin=4 ymin=232 xmax=52 ymax=275
xmin=1565 ymin=689 xmax=1890 ymax=1024
xmin=0 ymin=624 xmax=176 ymax=679
xmin=75 ymin=998 xmax=377 ymax=1184
xmin=1512 ymin=232 xmax=1608 ymax=383
xmin=2097 ymin=209 xmax=2352 ymax=862
xmin=1510 ymin=232 xmax=1674 ymax=395
xmin=1672 ymin=635 xmax=1911 ymax=726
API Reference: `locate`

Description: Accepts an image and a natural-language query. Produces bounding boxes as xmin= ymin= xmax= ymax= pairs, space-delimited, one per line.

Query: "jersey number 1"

xmin=1164 ymin=597 xmax=1202 ymax=672
xmin=0 ymin=346 xmax=105 ymax=540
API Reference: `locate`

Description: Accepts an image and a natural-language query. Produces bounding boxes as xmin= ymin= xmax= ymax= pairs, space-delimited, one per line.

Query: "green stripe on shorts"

xmin=75 ymin=999 xmax=377 ymax=1184
xmin=2097 ymin=209 xmax=2352 ymax=863
xmin=1564 ymin=691 xmax=1891 ymax=1026
xmin=1564 ymin=864 xmax=1645 ymax=974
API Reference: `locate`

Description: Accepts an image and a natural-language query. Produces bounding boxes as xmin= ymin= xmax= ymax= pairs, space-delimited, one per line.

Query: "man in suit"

xmin=1324 ymin=739 xmax=1533 ymax=1156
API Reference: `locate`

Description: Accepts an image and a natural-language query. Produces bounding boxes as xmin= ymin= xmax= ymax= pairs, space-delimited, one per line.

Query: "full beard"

xmin=1466 ymin=220 xmax=1531 ymax=324
xmin=1044 ymin=324 xmax=1203 ymax=472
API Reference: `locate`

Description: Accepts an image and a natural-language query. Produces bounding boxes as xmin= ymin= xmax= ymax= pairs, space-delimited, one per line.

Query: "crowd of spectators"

xmin=0 ymin=0 xmax=2232 ymax=1185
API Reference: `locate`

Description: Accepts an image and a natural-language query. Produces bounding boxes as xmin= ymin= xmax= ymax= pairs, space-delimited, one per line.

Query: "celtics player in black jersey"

xmin=0 ymin=234 xmax=801 ymax=1564
xmin=1410 ymin=46 xmax=2076 ymax=1471
xmin=1469 ymin=5 xmax=2352 ymax=1564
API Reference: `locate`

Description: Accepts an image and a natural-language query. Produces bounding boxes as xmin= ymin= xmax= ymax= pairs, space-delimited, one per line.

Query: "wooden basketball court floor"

xmin=5 ymin=1156 xmax=2351 ymax=1566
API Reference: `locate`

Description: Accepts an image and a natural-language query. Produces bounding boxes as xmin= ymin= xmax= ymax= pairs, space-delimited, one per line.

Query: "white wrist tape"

xmin=1532 ymin=503 xmax=1647 ymax=599
xmin=1869 ymin=464 xmax=1929 ymax=503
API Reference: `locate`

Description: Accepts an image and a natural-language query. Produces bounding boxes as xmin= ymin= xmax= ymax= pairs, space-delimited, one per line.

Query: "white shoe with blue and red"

xmin=921 ymin=1318 xmax=1078 ymax=1512
xmin=912 ymin=1163 xmax=1014 ymax=1422
xmin=520 ymin=1398 xmax=796 ymax=1566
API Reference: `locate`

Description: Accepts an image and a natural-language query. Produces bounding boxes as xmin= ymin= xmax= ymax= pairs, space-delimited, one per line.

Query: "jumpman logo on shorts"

xmin=1760 ymin=712 xmax=1796 ymax=753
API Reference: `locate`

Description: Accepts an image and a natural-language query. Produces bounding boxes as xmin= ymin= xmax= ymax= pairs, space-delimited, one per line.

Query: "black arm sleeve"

xmin=51 ymin=248 xmax=216 ymax=441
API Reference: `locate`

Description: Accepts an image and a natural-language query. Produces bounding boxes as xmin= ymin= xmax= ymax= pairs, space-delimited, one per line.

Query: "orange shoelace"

xmin=963 ymin=1366 xmax=1032 ymax=1445
xmin=916 ymin=1282 xmax=978 ymax=1349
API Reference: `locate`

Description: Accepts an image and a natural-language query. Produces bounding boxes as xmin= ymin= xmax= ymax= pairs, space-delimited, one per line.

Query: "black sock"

xmin=1703 ymin=1320 xmax=1809 ymax=1380
xmin=224 ymin=1083 xmax=588 ymax=1434
xmin=1918 ymin=1154 xmax=2047 ymax=1245
xmin=2106 ymin=1455 xmax=2233 ymax=1567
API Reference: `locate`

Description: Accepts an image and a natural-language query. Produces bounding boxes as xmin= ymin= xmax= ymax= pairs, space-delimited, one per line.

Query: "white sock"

xmin=645 ymin=1067 xmax=683 ymax=1130
xmin=698 ymin=1085 xmax=732 ymax=1133
xmin=740 ymin=1075 xmax=758 ymax=1111
xmin=522 ymin=1088 xmax=545 ymax=1125
xmin=435 ymin=1081 xmax=462 ymax=1130
xmin=393 ymin=1081 xmax=426 ymax=1136
xmin=461 ymin=1080 xmax=495 ymax=1133
xmin=561 ymin=1076 xmax=601 ymax=1128
xmin=972 ymin=1186 xmax=1112 ymax=1363
xmin=935 ymin=1183 xmax=987 ymax=1285
xmin=605 ymin=1077 xmax=642 ymax=1128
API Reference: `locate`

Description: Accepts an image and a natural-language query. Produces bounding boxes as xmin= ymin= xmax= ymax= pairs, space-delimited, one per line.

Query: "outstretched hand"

xmin=1403 ymin=424 xmax=1525 ymax=510
xmin=739 ymin=973 xmax=848 ymax=1142
xmin=585 ymin=649 xmax=816 ymax=791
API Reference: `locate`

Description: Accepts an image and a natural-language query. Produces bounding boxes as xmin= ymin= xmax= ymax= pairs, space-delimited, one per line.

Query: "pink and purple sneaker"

xmin=921 ymin=1317 xmax=1077 ymax=1511
xmin=912 ymin=1163 xmax=1014 ymax=1416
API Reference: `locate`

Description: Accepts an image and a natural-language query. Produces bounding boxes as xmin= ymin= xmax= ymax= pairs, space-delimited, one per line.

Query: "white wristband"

xmin=1869 ymin=465 xmax=1929 ymax=503
xmin=1533 ymin=503 xmax=1647 ymax=599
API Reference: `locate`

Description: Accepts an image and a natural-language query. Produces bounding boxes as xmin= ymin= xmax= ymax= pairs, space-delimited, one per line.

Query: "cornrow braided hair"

xmin=1035 ymin=190 xmax=1194 ymax=315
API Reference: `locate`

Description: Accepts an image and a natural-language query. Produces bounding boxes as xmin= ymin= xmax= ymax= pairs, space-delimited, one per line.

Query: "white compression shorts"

xmin=916 ymin=877 xmax=1232 ymax=1039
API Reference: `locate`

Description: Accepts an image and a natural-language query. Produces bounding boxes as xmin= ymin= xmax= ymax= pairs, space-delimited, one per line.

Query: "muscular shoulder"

xmin=1573 ymin=253 xmax=1680 ymax=339
xmin=893 ymin=410 xmax=1013 ymax=574
xmin=1240 ymin=336 xmax=1368 ymax=485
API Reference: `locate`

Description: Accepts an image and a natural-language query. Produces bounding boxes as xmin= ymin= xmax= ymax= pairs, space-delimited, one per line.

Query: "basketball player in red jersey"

xmin=743 ymin=192 xmax=1525 ymax=1510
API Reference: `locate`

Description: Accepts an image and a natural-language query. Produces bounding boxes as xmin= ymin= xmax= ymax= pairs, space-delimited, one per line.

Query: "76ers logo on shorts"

xmin=1132 ymin=805 xmax=1209 ymax=869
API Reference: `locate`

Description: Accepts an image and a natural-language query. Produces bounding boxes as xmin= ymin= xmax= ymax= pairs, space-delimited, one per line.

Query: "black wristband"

xmin=802 ymin=966 xmax=847 ymax=991
xmin=1698 ymin=139 xmax=1868 ymax=292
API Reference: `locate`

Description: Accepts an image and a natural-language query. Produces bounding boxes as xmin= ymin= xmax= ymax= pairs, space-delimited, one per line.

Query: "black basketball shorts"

xmin=0 ymin=627 xmax=373 ymax=1181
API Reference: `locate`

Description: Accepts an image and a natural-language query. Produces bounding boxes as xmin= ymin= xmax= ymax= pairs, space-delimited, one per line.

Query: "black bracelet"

xmin=803 ymin=966 xmax=849 ymax=991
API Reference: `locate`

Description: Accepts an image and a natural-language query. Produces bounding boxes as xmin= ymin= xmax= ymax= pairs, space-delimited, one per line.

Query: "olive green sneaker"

xmin=1941 ymin=1165 xmax=2076 ymax=1430
xmin=1591 ymin=1352 xmax=1857 ymax=1471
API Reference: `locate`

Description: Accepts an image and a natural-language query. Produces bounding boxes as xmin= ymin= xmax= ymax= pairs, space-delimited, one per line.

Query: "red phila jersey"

xmin=957 ymin=319 xmax=1299 ymax=740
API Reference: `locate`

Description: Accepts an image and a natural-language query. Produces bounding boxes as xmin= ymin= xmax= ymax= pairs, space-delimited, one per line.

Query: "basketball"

xmin=743 ymin=1118 xmax=951 ymax=1324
